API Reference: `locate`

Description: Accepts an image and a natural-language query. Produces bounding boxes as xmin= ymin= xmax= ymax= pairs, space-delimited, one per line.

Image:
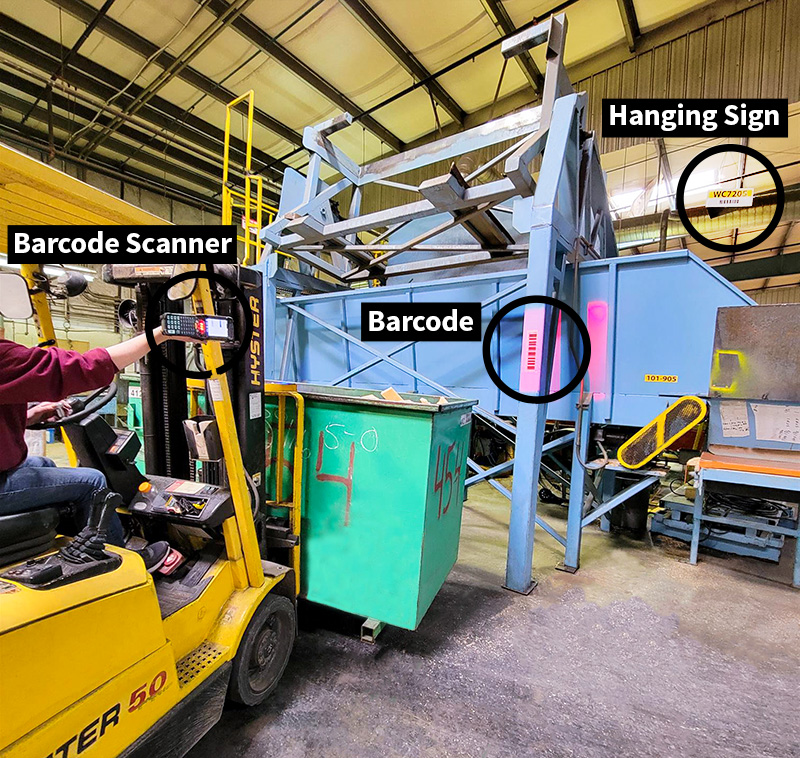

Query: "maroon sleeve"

xmin=0 ymin=341 xmax=117 ymax=404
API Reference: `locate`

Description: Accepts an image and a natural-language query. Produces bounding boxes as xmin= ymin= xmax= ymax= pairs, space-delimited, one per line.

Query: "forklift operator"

xmin=0 ymin=327 xmax=195 ymax=554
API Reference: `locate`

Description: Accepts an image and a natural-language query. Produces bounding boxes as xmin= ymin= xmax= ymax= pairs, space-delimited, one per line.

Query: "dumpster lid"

xmin=295 ymin=383 xmax=476 ymax=413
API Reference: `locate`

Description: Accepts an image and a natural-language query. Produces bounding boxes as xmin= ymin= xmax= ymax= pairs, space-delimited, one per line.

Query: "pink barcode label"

xmin=526 ymin=332 xmax=538 ymax=370
xmin=520 ymin=307 xmax=545 ymax=394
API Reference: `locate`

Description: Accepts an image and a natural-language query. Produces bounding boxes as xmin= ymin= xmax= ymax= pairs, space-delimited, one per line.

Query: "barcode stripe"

xmin=526 ymin=333 xmax=537 ymax=371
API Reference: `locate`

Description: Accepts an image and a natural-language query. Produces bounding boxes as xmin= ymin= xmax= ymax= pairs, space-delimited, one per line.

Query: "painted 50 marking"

xmin=128 ymin=670 xmax=168 ymax=712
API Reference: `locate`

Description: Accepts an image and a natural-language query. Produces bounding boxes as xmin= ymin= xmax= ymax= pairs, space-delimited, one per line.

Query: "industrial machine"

xmin=652 ymin=304 xmax=800 ymax=586
xmin=0 ymin=264 xmax=298 ymax=758
xmin=256 ymin=12 xmax=776 ymax=590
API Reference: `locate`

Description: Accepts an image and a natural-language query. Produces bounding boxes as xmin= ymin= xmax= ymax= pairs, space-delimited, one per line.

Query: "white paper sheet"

xmin=719 ymin=401 xmax=750 ymax=438
xmin=208 ymin=379 xmax=223 ymax=402
xmin=249 ymin=392 xmax=262 ymax=420
xmin=751 ymin=404 xmax=800 ymax=444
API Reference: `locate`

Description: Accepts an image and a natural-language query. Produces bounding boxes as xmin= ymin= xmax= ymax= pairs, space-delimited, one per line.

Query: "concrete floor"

xmin=188 ymin=478 xmax=800 ymax=758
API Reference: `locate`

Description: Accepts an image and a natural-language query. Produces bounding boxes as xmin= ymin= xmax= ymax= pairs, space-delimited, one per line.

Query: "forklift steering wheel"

xmin=29 ymin=383 xmax=118 ymax=430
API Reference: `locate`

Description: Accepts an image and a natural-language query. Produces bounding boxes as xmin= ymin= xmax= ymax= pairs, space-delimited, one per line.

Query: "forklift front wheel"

xmin=228 ymin=594 xmax=295 ymax=706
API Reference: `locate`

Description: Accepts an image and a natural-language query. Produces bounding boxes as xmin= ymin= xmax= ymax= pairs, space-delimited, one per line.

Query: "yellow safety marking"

xmin=618 ymin=396 xmax=707 ymax=470
xmin=709 ymin=349 xmax=746 ymax=394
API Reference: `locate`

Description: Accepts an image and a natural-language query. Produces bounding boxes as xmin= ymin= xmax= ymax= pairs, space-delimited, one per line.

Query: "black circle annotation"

xmin=676 ymin=144 xmax=784 ymax=254
xmin=144 ymin=269 xmax=253 ymax=380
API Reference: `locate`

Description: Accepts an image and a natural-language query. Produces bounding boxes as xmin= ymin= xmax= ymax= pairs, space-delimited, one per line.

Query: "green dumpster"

xmin=267 ymin=385 xmax=475 ymax=631
xmin=122 ymin=376 xmax=206 ymax=468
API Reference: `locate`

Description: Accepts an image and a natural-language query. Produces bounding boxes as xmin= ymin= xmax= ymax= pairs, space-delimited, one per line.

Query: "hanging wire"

xmin=428 ymin=90 xmax=443 ymax=138
xmin=64 ymin=0 xmax=212 ymax=151
xmin=490 ymin=57 xmax=509 ymax=121
xmin=117 ymin=0 xmax=326 ymax=179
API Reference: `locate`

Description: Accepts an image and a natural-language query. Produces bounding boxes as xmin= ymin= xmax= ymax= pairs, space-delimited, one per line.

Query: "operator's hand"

xmin=153 ymin=326 xmax=204 ymax=345
xmin=26 ymin=400 xmax=72 ymax=426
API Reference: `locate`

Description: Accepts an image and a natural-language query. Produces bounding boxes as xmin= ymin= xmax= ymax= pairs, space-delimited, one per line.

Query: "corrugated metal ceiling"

xmin=1 ymin=0 xmax=720 ymax=194
xmin=2 ymin=0 xmax=797 ymax=291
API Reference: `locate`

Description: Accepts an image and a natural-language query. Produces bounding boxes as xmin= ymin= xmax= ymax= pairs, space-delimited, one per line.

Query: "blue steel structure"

xmin=256 ymin=13 xmax=768 ymax=592
xmin=690 ymin=468 xmax=800 ymax=587
xmin=261 ymin=251 xmax=752 ymax=584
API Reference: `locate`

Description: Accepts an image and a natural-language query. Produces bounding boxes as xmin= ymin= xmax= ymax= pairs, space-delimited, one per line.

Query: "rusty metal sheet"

xmin=710 ymin=304 xmax=800 ymax=402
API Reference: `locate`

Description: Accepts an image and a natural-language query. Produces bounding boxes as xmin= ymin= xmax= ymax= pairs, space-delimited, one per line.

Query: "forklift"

xmin=0 ymin=263 xmax=303 ymax=758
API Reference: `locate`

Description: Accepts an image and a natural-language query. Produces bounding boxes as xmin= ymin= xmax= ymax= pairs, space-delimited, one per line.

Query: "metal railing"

xmin=222 ymin=91 xmax=277 ymax=265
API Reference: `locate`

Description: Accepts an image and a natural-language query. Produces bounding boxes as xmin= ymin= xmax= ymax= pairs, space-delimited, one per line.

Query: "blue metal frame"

xmin=258 ymin=80 xmax=686 ymax=590
xmin=504 ymin=91 xmax=585 ymax=592
xmin=690 ymin=467 xmax=800 ymax=587
xmin=258 ymin=11 xmax=761 ymax=592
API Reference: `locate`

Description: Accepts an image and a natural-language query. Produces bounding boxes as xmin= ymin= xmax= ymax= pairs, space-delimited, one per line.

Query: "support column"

xmin=689 ymin=474 xmax=703 ymax=565
xmin=560 ymin=396 xmax=591 ymax=572
xmin=504 ymin=222 xmax=560 ymax=594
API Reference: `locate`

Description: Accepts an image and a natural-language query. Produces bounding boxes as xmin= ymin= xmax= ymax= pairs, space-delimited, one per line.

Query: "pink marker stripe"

xmin=519 ymin=305 xmax=546 ymax=394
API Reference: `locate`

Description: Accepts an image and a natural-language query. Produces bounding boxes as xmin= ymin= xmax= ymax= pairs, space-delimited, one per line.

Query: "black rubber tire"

xmin=228 ymin=594 xmax=295 ymax=706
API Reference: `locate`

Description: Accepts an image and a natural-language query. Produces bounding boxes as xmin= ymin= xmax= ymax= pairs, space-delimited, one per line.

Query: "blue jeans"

xmin=0 ymin=457 xmax=125 ymax=547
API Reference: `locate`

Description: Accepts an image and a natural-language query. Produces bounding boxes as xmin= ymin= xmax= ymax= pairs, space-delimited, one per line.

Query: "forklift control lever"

xmin=0 ymin=490 xmax=124 ymax=589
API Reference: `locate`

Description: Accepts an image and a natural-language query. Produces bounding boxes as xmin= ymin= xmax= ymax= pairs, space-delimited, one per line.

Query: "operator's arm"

xmin=0 ymin=327 xmax=177 ymax=405
xmin=105 ymin=327 xmax=169 ymax=371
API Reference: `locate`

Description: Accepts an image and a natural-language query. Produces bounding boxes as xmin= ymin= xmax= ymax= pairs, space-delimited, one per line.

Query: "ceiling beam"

xmin=0 ymin=16 xmax=287 ymax=181
xmin=714 ymin=252 xmax=800 ymax=282
xmin=45 ymin=0 xmax=303 ymax=147
xmin=0 ymin=90 xmax=223 ymax=194
xmin=338 ymin=0 xmax=465 ymax=126
xmin=479 ymin=0 xmax=543 ymax=94
xmin=20 ymin=0 xmax=118 ymax=125
xmin=0 ymin=69 xmax=284 ymax=203
xmin=404 ymin=0 xmax=761 ymax=153
xmin=615 ymin=0 xmax=641 ymax=52
xmin=198 ymin=0 xmax=403 ymax=152
xmin=76 ymin=0 xmax=259 ymax=159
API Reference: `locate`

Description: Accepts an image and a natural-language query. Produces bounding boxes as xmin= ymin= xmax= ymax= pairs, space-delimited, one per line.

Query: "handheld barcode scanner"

xmin=161 ymin=312 xmax=235 ymax=342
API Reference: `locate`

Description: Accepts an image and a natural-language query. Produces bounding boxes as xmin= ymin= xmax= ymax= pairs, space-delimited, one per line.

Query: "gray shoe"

xmin=134 ymin=541 xmax=170 ymax=573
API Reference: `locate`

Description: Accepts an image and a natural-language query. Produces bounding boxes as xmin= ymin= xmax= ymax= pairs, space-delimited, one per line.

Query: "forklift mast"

xmin=220 ymin=265 xmax=266 ymax=513
xmin=105 ymin=264 xmax=267 ymax=546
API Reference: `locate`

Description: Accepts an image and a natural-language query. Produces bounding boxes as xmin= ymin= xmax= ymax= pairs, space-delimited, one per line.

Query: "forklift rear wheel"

xmin=228 ymin=595 xmax=295 ymax=706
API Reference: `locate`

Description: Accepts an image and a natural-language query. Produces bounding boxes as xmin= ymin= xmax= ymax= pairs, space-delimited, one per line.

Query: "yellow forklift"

xmin=0 ymin=263 xmax=304 ymax=758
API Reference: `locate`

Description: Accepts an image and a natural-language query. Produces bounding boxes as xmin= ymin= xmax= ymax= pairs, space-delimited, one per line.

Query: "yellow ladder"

xmin=222 ymin=91 xmax=277 ymax=266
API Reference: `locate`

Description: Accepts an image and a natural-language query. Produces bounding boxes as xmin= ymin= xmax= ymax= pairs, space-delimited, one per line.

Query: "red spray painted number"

xmin=433 ymin=441 xmax=464 ymax=519
xmin=315 ymin=431 xmax=356 ymax=526
xmin=128 ymin=670 xmax=167 ymax=712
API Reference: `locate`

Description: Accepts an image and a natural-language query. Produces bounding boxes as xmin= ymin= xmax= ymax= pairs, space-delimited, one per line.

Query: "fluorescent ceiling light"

xmin=609 ymin=189 xmax=643 ymax=211
xmin=0 ymin=256 xmax=95 ymax=281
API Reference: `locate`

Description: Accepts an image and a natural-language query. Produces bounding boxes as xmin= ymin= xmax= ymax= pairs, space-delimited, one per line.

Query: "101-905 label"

xmin=644 ymin=374 xmax=678 ymax=383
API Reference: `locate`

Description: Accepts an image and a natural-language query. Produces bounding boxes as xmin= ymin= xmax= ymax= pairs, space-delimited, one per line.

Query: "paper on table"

xmin=751 ymin=404 xmax=800 ymax=444
xmin=719 ymin=401 xmax=750 ymax=437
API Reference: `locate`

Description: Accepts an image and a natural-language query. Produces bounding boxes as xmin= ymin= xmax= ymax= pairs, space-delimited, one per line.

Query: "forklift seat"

xmin=0 ymin=508 xmax=59 ymax=568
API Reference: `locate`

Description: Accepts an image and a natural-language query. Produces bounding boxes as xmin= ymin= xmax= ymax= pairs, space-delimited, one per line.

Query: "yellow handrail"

xmin=263 ymin=383 xmax=304 ymax=595
xmin=222 ymin=91 xmax=278 ymax=266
